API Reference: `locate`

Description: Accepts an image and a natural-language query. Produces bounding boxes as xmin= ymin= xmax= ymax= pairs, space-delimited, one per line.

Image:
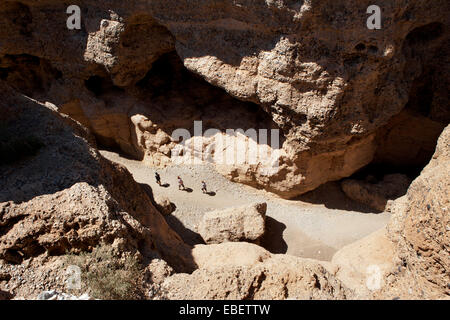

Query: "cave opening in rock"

xmin=85 ymin=51 xmax=285 ymax=166
xmin=85 ymin=76 xmax=106 ymax=96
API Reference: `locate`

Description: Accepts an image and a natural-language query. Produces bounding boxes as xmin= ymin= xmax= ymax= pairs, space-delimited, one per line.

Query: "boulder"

xmin=1 ymin=1 xmax=447 ymax=198
xmin=341 ymin=174 xmax=411 ymax=211
xmin=198 ymin=203 xmax=266 ymax=244
xmin=191 ymin=242 xmax=272 ymax=271
xmin=161 ymin=242 xmax=350 ymax=300
xmin=331 ymin=227 xmax=398 ymax=298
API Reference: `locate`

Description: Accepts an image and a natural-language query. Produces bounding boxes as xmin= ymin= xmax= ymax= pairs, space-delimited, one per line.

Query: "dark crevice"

xmin=0 ymin=214 xmax=27 ymax=237
xmin=0 ymin=54 xmax=62 ymax=97
xmin=243 ymin=272 xmax=267 ymax=300
xmin=313 ymin=274 xmax=321 ymax=290
xmin=368 ymin=45 xmax=378 ymax=54
xmin=355 ymin=43 xmax=366 ymax=51
xmin=405 ymin=22 xmax=444 ymax=46
xmin=85 ymin=76 xmax=105 ymax=96
xmin=404 ymin=68 xmax=434 ymax=118
xmin=359 ymin=21 xmax=448 ymax=186
xmin=85 ymin=75 xmax=125 ymax=97
xmin=348 ymin=162 xmax=418 ymax=183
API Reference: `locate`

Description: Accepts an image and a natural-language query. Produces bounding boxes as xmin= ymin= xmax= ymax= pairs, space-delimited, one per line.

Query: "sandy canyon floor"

xmin=100 ymin=150 xmax=391 ymax=261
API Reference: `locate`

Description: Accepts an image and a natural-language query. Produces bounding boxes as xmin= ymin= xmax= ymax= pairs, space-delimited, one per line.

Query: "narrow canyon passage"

xmin=0 ymin=0 xmax=449 ymax=301
xmin=100 ymin=150 xmax=391 ymax=261
xmin=0 ymin=39 xmax=444 ymax=265
xmin=66 ymin=45 xmax=444 ymax=262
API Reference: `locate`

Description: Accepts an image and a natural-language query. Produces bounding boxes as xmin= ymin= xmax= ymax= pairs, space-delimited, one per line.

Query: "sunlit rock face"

xmin=0 ymin=0 xmax=448 ymax=198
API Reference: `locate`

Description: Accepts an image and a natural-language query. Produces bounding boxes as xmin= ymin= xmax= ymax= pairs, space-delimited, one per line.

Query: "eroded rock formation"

xmin=385 ymin=124 xmax=449 ymax=298
xmin=0 ymin=0 xmax=447 ymax=197
xmin=161 ymin=242 xmax=350 ymax=300
xmin=332 ymin=125 xmax=450 ymax=299
xmin=0 ymin=82 xmax=195 ymax=298
xmin=0 ymin=0 xmax=448 ymax=301
xmin=198 ymin=203 xmax=266 ymax=244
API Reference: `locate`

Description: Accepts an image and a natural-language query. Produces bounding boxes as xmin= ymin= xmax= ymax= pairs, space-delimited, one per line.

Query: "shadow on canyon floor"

xmin=260 ymin=216 xmax=288 ymax=254
xmin=165 ymin=214 xmax=205 ymax=247
xmin=139 ymin=182 xmax=204 ymax=247
xmin=296 ymin=181 xmax=382 ymax=214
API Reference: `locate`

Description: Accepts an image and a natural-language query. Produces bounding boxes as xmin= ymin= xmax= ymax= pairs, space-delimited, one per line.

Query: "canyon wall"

xmin=0 ymin=82 xmax=196 ymax=297
xmin=0 ymin=0 xmax=448 ymax=197
xmin=332 ymin=125 xmax=449 ymax=299
xmin=0 ymin=1 xmax=449 ymax=300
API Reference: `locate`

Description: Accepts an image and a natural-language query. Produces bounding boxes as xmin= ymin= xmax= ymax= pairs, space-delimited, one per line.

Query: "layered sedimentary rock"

xmin=0 ymin=1 xmax=449 ymax=300
xmin=148 ymin=0 xmax=450 ymax=197
xmin=385 ymin=124 xmax=450 ymax=298
xmin=0 ymin=1 xmax=447 ymax=198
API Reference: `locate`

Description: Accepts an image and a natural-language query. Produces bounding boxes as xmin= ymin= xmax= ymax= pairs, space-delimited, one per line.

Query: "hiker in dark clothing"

xmin=155 ymin=172 xmax=161 ymax=186
xmin=177 ymin=176 xmax=185 ymax=190
xmin=201 ymin=180 xmax=207 ymax=194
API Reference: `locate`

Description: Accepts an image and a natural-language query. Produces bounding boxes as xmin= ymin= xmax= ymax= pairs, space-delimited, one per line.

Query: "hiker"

xmin=155 ymin=172 xmax=161 ymax=186
xmin=201 ymin=180 xmax=207 ymax=194
xmin=177 ymin=176 xmax=185 ymax=190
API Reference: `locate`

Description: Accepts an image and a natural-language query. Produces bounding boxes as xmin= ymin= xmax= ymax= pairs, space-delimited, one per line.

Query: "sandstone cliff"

xmin=1 ymin=0 xmax=448 ymax=197
xmin=0 ymin=0 xmax=448 ymax=301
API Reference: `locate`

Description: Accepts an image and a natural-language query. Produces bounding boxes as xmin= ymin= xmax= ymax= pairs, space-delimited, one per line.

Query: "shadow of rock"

xmin=296 ymin=181 xmax=382 ymax=214
xmin=0 ymin=290 xmax=13 ymax=300
xmin=140 ymin=183 xmax=177 ymax=216
xmin=164 ymin=214 xmax=205 ymax=247
xmin=259 ymin=216 xmax=288 ymax=254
